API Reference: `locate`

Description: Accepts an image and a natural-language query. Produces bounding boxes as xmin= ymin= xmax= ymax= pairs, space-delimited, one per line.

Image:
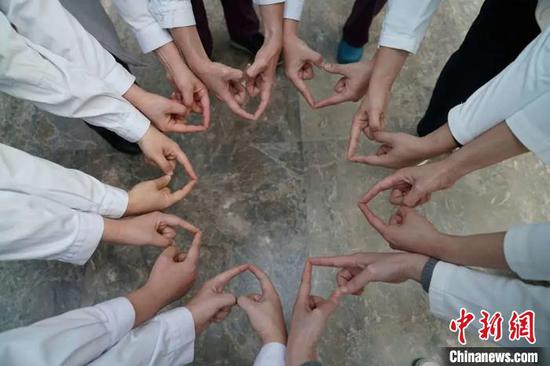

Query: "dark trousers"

xmin=192 ymin=0 xmax=260 ymax=57
xmin=416 ymin=0 xmax=540 ymax=136
xmin=342 ymin=0 xmax=387 ymax=47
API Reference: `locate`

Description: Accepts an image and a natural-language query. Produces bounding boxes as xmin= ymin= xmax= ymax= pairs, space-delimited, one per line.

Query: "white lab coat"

xmin=0 ymin=143 xmax=127 ymax=264
xmin=0 ymin=1 xmax=150 ymax=142
xmin=430 ymin=223 xmax=550 ymax=346
xmin=0 ymin=296 xmax=285 ymax=365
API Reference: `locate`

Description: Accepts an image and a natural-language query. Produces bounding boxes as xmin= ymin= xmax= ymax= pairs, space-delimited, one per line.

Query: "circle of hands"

xmin=122 ymin=30 xmax=466 ymax=366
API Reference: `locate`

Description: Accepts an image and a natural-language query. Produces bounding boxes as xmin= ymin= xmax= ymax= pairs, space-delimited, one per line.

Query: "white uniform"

xmin=0 ymin=143 xmax=127 ymax=264
xmin=0 ymin=0 xmax=150 ymax=142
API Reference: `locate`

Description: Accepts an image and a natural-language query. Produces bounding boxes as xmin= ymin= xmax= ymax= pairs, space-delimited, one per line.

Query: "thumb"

xmin=344 ymin=268 xmax=372 ymax=294
xmin=402 ymin=186 xmax=425 ymax=208
xmin=225 ymin=67 xmax=244 ymax=81
xmin=212 ymin=293 xmax=237 ymax=311
xmin=154 ymin=155 xmax=175 ymax=175
xmin=237 ymin=295 xmax=257 ymax=313
xmin=319 ymin=288 xmax=343 ymax=316
xmin=372 ymin=131 xmax=394 ymax=145
xmin=308 ymin=50 xmax=323 ymax=66
xmin=322 ymin=62 xmax=347 ymax=76
xmin=153 ymin=174 xmax=172 ymax=189
xmin=161 ymin=245 xmax=180 ymax=259
xmin=246 ymin=59 xmax=267 ymax=79
xmin=165 ymin=100 xmax=188 ymax=116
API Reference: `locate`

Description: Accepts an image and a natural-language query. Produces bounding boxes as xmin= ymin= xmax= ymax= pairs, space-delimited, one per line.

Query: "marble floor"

xmin=1 ymin=1 xmax=550 ymax=365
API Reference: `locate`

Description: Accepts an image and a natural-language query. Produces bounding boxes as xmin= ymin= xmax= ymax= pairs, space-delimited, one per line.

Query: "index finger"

xmin=175 ymin=148 xmax=198 ymax=180
xmin=160 ymin=214 xmax=200 ymax=233
xmin=184 ymin=230 xmax=202 ymax=265
xmin=315 ymin=91 xmax=349 ymax=109
xmin=225 ymin=95 xmax=255 ymax=120
xmin=198 ymin=89 xmax=211 ymax=129
xmin=212 ymin=263 xmax=250 ymax=288
xmin=347 ymin=117 xmax=365 ymax=161
xmin=297 ymin=261 xmax=313 ymax=303
xmin=290 ymin=76 xmax=316 ymax=108
xmin=358 ymin=202 xmax=389 ymax=236
xmin=309 ymin=255 xmax=358 ymax=268
xmin=248 ymin=264 xmax=276 ymax=296
xmin=253 ymin=85 xmax=272 ymax=120
xmin=359 ymin=173 xmax=403 ymax=204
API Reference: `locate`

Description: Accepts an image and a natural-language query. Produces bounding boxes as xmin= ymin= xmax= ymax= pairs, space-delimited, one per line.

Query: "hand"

xmin=315 ymin=60 xmax=373 ymax=108
xmin=349 ymin=131 xmax=430 ymax=167
xmin=138 ymin=126 xmax=198 ymax=178
xmin=124 ymin=84 xmax=201 ymax=134
xmin=358 ymin=204 xmax=447 ymax=257
xmin=283 ymin=32 xmax=323 ymax=107
xmin=246 ymin=37 xmax=282 ymax=120
xmin=103 ymin=211 xmax=200 ymax=248
xmin=186 ymin=264 xmax=250 ymax=334
xmin=309 ymin=252 xmax=429 ymax=295
xmin=346 ymin=86 xmax=390 ymax=162
xmin=359 ymin=160 xmax=457 ymax=208
xmin=194 ymin=61 xmax=255 ymax=120
xmin=126 ymin=175 xmax=196 ymax=216
xmin=156 ymin=42 xmax=210 ymax=129
xmin=237 ymin=265 xmax=286 ymax=345
xmin=126 ymin=239 xmax=202 ymax=326
xmin=286 ymin=262 xmax=343 ymax=366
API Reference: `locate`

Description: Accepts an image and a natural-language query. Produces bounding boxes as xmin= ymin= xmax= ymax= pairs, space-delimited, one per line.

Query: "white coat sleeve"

xmin=148 ymin=0 xmax=195 ymax=29
xmin=0 ymin=191 xmax=103 ymax=265
xmin=503 ymin=223 xmax=550 ymax=281
xmin=379 ymin=0 xmax=441 ymax=54
xmin=253 ymin=342 xmax=286 ymax=366
xmin=0 ymin=0 xmax=135 ymax=95
xmin=283 ymin=0 xmax=304 ymax=21
xmin=429 ymin=262 xmax=550 ymax=347
xmin=504 ymin=91 xmax=550 ymax=164
xmin=448 ymin=28 xmax=550 ymax=145
xmin=110 ymin=0 xmax=173 ymax=54
xmin=0 ymin=13 xmax=150 ymax=143
xmin=89 ymin=307 xmax=196 ymax=366
xmin=0 ymin=297 xmax=135 ymax=366
xmin=0 ymin=144 xmax=128 ymax=218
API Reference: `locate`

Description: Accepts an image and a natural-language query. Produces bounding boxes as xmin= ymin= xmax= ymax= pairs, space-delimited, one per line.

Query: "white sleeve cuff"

xmin=378 ymin=33 xmax=420 ymax=54
xmin=254 ymin=0 xmax=285 ymax=4
xmin=427 ymin=261 xmax=452 ymax=319
xmin=96 ymin=297 xmax=136 ymax=345
xmin=284 ymin=0 xmax=304 ymax=21
xmin=100 ymin=185 xmax=129 ymax=219
xmin=134 ymin=23 xmax=173 ymax=54
xmin=149 ymin=1 xmax=196 ymax=29
xmin=254 ymin=342 xmax=286 ymax=366
xmin=155 ymin=307 xmax=196 ymax=364
xmin=59 ymin=212 xmax=103 ymax=265
xmin=104 ymin=64 xmax=136 ymax=96
xmin=447 ymin=103 xmax=473 ymax=145
xmin=504 ymin=223 xmax=550 ymax=281
xmin=506 ymin=99 xmax=550 ymax=165
xmin=119 ymin=106 xmax=151 ymax=143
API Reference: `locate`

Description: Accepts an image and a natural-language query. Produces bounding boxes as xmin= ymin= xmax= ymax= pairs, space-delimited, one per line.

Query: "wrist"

xmin=123 ymin=84 xmax=149 ymax=108
xmin=262 ymin=331 xmax=287 ymax=346
xmin=154 ymin=41 xmax=190 ymax=76
xmin=171 ymin=27 xmax=211 ymax=70
xmin=287 ymin=346 xmax=316 ymax=366
xmin=404 ymin=254 xmax=429 ymax=283
xmin=419 ymin=124 xmax=459 ymax=158
xmin=283 ymin=19 xmax=299 ymax=39
xmin=102 ymin=218 xmax=125 ymax=245
xmin=126 ymin=285 xmax=166 ymax=327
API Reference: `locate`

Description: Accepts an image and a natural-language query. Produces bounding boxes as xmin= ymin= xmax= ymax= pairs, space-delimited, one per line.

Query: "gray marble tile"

xmin=2 ymin=0 xmax=549 ymax=365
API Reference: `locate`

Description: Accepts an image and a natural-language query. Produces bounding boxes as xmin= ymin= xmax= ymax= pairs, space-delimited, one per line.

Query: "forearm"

xmin=369 ymin=47 xmax=409 ymax=92
xmin=438 ymin=232 xmax=509 ymax=270
xmin=125 ymin=286 xmax=167 ymax=327
xmin=258 ymin=3 xmax=284 ymax=41
xmin=445 ymin=122 xmax=528 ymax=181
xmin=171 ymin=26 xmax=211 ymax=71
xmin=417 ymin=124 xmax=460 ymax=159
xmin=154 ymin=41 xmax=192 ymax=77
xmin=283 ymin=19 xmax=300 ymax=39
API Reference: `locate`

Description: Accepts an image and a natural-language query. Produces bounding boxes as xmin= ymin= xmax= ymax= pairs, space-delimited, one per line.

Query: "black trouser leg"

xmin=342 ymin=0 xmax=387 ymax=47
xmin=416 ymin=0 xmax=540 ymax=137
